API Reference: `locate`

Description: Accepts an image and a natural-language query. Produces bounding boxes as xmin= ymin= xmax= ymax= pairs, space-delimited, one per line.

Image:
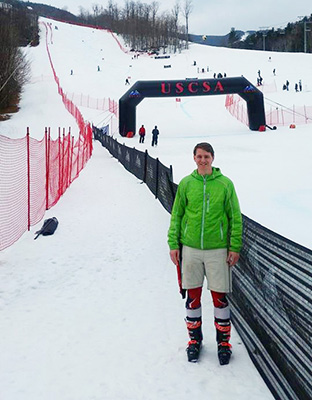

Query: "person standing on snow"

xmin=139 ymin=124 xmax=146 ymax=143
xmin=168 ymin=142 xmax=242 ymax=365
xmin=151 ymin=126 xmax=159 ymax=146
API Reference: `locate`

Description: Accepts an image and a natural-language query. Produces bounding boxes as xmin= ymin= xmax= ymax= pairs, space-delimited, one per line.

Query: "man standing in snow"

xmin=139 ymin=124 xmax=146 ymax=143
xmin=151 ymin=126 xmax=159 ymax=146
xmin=168 ymin=142 xmax=242 ymax=365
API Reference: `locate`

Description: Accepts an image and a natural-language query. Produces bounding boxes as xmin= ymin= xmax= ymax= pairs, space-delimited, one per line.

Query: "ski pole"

xmin=176 ymin=261 xmax=186 ymax=299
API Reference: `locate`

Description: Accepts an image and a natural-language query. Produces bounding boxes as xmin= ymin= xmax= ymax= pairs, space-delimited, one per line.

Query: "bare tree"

xmin=151 ymin=1 xmax=159 ymax=48
xmin=92 ymin=4 xmax=104 ymax=26
xmin=171 ymin=0 xmax=180 ymax=53
xmin=182 ymin=0 xmax=193 ymax=49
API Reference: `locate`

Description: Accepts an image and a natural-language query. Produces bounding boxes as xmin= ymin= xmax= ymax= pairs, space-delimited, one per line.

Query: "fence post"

xmin=69 ymin=135 xmax=74 ymax=184
xmin=67 ymin=128 xmax=71 ymax=188
xmin=77 ymin=132 xmax=81 ymax=176
xmin=58 ymin=128 xmax=61 ymax=199
xmin=45 ymin=127 xmax=50 ymax=210
xmin=304 ymin=105 xmax=307 ymax=123
xmin=155 ymin=158 xmax=159 ymax=199
xmin=143 ymin=150 xmax=148 ymax=183
xmin=27 ymin=127 xmax=31 ymax=231
xmin=62 ymin=129 xmax=65 ymax=195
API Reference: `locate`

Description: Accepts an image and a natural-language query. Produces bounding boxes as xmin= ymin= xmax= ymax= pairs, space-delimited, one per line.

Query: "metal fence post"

xmin=26 ymin=128 xmax=31 ymax=230
xmin=155 ymin=158 xmax=159 ymax=199
xmin=143 ymin=150 xmax=148 ymax=183
xmin=45 ymin=128 xmax=50 ymax=210
xmin=169 ymin=165 xmax=173 ymax=182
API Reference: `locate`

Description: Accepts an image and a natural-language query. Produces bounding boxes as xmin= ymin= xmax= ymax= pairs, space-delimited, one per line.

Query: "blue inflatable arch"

xmin=119 ymin=77 xmax=266 ymax=136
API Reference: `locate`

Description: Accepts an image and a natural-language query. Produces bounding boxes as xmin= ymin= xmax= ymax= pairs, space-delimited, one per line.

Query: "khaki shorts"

xmin=181 ymin=246 xmax=232 ymax=292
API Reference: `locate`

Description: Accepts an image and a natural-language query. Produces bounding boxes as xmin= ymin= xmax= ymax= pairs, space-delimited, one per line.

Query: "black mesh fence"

xmin=94 ymin=128 xmax=312 ymax=400
xmin=94 ymin=128 xmax=177 ymax=213
xmin=229 ymin=216 xmax=312 ymax=400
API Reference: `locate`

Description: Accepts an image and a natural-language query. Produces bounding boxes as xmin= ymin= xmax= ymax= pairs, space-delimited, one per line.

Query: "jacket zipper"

xmin=220 ymin=222 xmax=224 ymax=240
xmin=201 ymin=176 xmax=206 ymax=249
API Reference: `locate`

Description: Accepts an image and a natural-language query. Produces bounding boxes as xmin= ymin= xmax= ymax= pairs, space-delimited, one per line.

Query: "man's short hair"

xmin=193 ymin=142 xmax=214 ymax=157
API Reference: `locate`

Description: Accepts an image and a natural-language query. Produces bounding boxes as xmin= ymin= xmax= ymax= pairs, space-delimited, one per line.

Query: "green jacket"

xmin=168 ymin=168 xmax=242 ymax=252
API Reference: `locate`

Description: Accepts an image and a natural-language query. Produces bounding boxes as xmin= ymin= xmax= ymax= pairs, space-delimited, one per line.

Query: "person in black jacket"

xmin=151 ymin=126 xmax=159 ymax=146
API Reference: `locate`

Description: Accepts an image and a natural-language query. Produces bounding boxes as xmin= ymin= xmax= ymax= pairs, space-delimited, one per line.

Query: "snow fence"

xmin=225 ymin=94 xmax=312 ymax=127
xmin=0 ymin=127 xmax=92 ymax=250
xmin=94 ymin=128 xmax=312 ymax=400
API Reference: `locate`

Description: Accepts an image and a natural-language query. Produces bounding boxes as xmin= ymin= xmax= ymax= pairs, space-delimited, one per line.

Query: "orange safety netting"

xmin=0 ymin=128 xmax=92 ymax=251
xmin=225 ymin=94 xmax=312 ymax=127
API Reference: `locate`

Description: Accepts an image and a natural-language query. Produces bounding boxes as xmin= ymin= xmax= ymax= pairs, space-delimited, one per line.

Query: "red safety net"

xmin=0 ymin=128 xmax=92 ymax=251
xmin=225 ymin=94 xmax=312 ymax=127
xmin=225 ymin=94 xmax=249 ymax=127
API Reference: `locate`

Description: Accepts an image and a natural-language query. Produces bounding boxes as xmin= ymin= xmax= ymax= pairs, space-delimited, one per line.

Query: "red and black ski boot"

xmin=218 ymin=342 xmax=232 ymax=365
xmin=186 ymin=319 xmax=203 ymax=362
xmin=215 ymin=318 xmax=232 ymax=365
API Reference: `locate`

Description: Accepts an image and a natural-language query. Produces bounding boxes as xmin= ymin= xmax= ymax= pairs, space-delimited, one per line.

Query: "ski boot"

xmin=218 ymin=342 xmax=232 ymax=365
xmin=187 ymin=340 xmax=202 ymax=362
xmin=186 ymin=319 xmax=203 ymax=363
xmin=215 ymin=318 xmax=232 ymax=365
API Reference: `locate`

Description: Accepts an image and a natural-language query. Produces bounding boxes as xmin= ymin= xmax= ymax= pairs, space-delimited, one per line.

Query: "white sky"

xmin=30 ymin=0 xmax=312 ymax=34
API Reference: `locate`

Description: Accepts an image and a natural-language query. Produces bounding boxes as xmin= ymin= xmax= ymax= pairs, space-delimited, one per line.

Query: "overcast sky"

xmin=36 ymin=0 xmax=311 ymax=35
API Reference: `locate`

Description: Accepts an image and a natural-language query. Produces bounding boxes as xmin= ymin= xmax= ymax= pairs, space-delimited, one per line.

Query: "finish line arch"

xmin=119 ymin=77 xmax=266 ymax=136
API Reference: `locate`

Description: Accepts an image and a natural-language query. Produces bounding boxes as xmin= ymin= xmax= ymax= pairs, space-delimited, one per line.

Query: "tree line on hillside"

xmin=78 ymin=0 xmax=193 ymax=53
xmin=0 ymin=1 xmax=39 ymax=114
xmin=228 ymin=16 xmax=312 ymax=52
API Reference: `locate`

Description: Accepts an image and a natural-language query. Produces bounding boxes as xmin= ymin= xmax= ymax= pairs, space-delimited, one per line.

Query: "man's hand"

xmin=170 ymin=249 xmax=180 ymax=266
xmin=227 ymin=251 xmax=240 ymax=267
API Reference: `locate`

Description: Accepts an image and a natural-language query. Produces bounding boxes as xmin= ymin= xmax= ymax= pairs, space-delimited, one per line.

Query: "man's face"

xmin=194 ymin=148 xmax=214 ymax=174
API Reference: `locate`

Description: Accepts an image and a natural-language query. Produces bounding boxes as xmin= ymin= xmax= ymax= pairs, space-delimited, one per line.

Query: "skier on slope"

xmin=168 ymin=142 xmax=242 ymax=365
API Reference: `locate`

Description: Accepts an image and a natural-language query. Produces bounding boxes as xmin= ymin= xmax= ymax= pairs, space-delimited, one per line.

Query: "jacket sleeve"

xmin=168 ymin=181 xmax=187 ymax=250
xmin=225 ymin=183 xmax=243 ymax=253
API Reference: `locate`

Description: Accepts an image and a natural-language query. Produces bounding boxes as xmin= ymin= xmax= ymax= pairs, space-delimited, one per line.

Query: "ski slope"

xmin=1 ymin=17 xmax=312 ymax=400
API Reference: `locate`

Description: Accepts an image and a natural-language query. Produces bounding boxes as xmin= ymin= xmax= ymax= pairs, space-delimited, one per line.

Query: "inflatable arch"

xmin=119 ymin=77 xmax=266 ymax=136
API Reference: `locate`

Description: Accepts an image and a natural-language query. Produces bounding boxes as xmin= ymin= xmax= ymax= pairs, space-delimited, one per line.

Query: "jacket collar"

xmin=191 ymin=167 xmax=221 ymax=181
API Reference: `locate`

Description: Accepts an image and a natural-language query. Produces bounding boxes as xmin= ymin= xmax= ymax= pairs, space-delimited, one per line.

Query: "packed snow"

xmin=1 ymin=17 xmax=312 ymax=400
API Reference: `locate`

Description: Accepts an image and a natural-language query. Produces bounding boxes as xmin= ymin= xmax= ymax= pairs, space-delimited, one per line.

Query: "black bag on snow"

xmin=34 ymin=217 xmax=59 ymax=240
